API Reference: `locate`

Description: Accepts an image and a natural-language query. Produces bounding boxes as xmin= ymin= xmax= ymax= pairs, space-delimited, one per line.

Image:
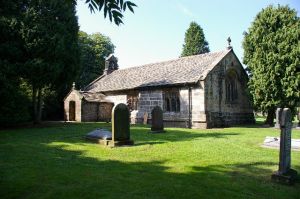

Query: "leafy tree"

xmin=84 ymin=0 xmax=137 ymax=25
xmin=18 ymin=0 xmax=80 ymax=123
xmin=77 ymin=31 xmax=115 ymax=88
xmin=243 ymin=5 xmax=300 ymax=125
xmin=0 ymin=0 xmax=32 ymax=125
xmin=181 ymin=22 xmax=210 ymax=57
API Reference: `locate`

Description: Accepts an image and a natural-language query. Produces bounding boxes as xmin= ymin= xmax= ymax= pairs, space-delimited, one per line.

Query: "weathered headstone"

xmin=111 ymin=103 xmax=134 ymax=146
xmin=150 ymin=106 xmax=165 ymax=133
xmin=274 ymin=108 xmax=281 ymax=129
xmin=271 ymin=108 xmax=297 ymax=185
xmin=85 ymin=103 xmax=133 ymax=147
xmin=143 ymin=112 xmax=148 ymax=125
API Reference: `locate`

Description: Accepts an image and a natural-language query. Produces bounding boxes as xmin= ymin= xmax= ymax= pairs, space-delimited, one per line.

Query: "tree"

xmin=84 ymin=0 xmax=137 ymax=25
xmin=181 ymin=22 xmax=210 ymax=57
xmin=77 ymin=31 xmax=115 ymax=88
xmin=18 ymin=0 xmax=80 ymax=123
xmin=243 ymin=5 xmax=300 ymax=126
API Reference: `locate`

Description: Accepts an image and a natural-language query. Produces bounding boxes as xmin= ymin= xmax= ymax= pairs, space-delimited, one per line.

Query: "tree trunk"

xmin=265 ymin=108 xmax=275 ymax=126
xmin=32 ymin=86 xmax=38 ymax=124
xmin=33 ymin=87 xmax=43 ymax=124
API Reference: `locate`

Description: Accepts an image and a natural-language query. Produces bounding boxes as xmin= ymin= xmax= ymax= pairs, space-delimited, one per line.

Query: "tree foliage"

xmin=181 ymin=22 xmax=210 ymax=57
xmin=84 ymin=0 xmax=137 ymax=25
xmin=243 ymin=5 xmax=300 ymax=125
xmin=0 ymin=0 xmax=80 ymax=124
xmin=77 ymin=31 xmax=115 ymax=88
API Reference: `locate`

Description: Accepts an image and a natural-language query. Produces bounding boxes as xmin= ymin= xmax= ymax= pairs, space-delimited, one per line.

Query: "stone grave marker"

xmin=271 ymin=108 xmax=297 ymax=185
xmin=143 ymin=112 xmax=148 ymax=125
xmin=111 ymin=103 xmax=133 ymax=146
xmin=274 ymin=108 xmax=281 ymax=128
xmin=86 ymin=103 xmax=133 ymax=147
xmin=150 ymin=106 xmax=165 ymax=133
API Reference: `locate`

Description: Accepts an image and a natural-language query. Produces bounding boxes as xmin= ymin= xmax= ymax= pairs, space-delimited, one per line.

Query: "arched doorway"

xmin=69 ymin=101 xmax=76 ymax=121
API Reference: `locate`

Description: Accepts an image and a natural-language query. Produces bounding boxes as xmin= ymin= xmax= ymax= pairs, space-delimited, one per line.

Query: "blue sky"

xmin=76 ymin=0 xmax=299 ymax=69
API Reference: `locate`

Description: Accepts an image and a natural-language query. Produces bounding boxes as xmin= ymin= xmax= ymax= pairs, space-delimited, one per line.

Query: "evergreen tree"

xmin=181 ymin=22 xmax=210 ymax=57
xmin=243 ymin=5 xmax=300 ymax=125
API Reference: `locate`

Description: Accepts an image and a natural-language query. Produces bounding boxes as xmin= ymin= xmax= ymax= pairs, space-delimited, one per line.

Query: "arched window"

xmin=163 ymin=90 xmax=180 ymax=112
xmin=225 ymin=70 xmax=238 ymax=103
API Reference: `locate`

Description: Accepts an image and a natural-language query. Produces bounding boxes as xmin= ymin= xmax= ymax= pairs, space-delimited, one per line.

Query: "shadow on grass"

xmin=1 ymin=123 xmax=300 ymax=199
xmin=1 ymin=139 xmax=299 ymax=199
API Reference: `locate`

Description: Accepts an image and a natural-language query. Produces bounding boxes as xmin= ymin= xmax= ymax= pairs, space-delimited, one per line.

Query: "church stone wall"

xmin=204 ymin=52 xmax=255 ymax=128
xmin=81 ymin=101 xmax=98 ymax=122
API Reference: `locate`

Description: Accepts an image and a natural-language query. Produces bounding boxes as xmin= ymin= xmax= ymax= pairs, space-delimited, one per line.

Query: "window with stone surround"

xmin=225 ymin=69 xmax=238 ymax=103
xmin=163 ymin=90 xmax=180 ymax=112
xmin=127 ymin=94 xmax=138 ymax=111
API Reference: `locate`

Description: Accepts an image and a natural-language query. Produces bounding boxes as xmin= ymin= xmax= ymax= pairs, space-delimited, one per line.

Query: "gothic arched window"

xmin=225 ymin=70 xmax=238 ymax=103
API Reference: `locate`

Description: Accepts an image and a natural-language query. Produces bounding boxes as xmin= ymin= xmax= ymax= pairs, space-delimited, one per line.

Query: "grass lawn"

xmin=0 ymin=122 xmax=300 ymax=199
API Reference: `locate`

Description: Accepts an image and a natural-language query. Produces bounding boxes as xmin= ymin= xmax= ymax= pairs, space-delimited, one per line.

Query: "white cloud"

xmin=176 ymin=2 xmax=195 ymax=18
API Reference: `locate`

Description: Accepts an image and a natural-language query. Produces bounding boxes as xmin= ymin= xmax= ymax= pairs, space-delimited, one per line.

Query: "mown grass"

xmin=0 ymin=122 xmax=299 ymax=199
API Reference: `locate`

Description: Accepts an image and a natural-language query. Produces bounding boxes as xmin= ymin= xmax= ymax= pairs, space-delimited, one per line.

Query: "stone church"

xmin=64 ymin=46 xmax=255 ymax=128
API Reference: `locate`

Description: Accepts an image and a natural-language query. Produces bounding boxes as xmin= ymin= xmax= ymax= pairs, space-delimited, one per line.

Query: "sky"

xmin=76 ymin=0 xmax=300 ymax=69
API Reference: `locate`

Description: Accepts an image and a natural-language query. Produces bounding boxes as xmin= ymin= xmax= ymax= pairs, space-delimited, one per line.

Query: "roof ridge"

xmin=115 ymin=49 xmax=230 ymax=72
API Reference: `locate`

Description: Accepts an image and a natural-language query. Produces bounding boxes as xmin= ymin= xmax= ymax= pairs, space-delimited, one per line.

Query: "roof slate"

xmin=85 ymin=49 xmax=231 ymax=92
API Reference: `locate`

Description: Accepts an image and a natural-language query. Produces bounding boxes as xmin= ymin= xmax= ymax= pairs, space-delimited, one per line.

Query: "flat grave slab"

xmin=262 ymin=136 xmax=300 ymax=151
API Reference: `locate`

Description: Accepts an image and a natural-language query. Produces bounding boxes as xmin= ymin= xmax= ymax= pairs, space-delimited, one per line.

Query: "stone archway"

xmin=69 ymin=101 xmax=76 ymax=121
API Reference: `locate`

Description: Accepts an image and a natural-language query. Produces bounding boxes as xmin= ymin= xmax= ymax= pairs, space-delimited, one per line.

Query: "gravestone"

xmin=86 ymin=128 xmax=112 ymax=145
xmin=150 ymin=106 xmax=165 ymax=133
xmin=85 ymin=103 xmax=133 ymax=147
xmin=143 ymin=112 xmax=148 ymax=125
xmin=271 ymin=108 xmax=297 ymax=185
xmin=111 ymin=103 xmax=134 ymax=146
xmin=274 ymin=108 xmax=281 ymax=129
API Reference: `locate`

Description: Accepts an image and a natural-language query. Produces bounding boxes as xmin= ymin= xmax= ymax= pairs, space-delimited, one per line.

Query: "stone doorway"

xmin=69 ymin=101 xmax=76 ymax=121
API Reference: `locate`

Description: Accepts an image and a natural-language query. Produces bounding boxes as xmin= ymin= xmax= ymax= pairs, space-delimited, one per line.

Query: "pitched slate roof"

xmin=85 ymin=49 xmax=231 ymax=92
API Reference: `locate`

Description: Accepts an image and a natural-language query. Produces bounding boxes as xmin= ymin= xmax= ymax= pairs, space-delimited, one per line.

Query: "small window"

xmin=163 ymin=90 xmax=180 ymax=112
xmin=127 ymin=94 xmax=138 ymax=111
xmin=225 ymin=70 xmax=238 ymax=103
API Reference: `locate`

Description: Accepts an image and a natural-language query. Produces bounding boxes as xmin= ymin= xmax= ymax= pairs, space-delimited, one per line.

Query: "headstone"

xmin=111 ymin=103 xmax=133 ymax=146
xmin=271 ymin=108 xmax=297 ymax=185
xmin=274 ymin=108 xmax=281 ymax=129
xmin=150 ymin=106 xmax=165 ymax=133
xmin=85 ymin=103 xmax=133 ymax=147
xmin=143 ymin=112 xmax=148 ymax=125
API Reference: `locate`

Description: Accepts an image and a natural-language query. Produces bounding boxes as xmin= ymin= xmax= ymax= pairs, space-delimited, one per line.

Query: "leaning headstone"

xmin=274 ymin=108 xmax=281 ymax=129
xmin=150 ymin=106 xmax=165 ymax=133
xmin=110 ymin=103 xmax=133 ymax=146
xmin=271 ymin=108 xmax=297 ymax=185
xmin=143 ymin=112 xmax=148 ymax=125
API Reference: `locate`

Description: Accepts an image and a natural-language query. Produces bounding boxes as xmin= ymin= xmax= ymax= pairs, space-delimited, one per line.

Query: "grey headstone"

xmin=278 ymin=108 xmax=292 ymax=174
xmin=271 ymin=108 xmax=297 ymax=185
xmin=274 ymin=108 xmax=282 ymax=129
xmin=150 ymin=106 xmax=164 ymax=133
xmin=112 ymin=103 xmax=130 ymax=141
